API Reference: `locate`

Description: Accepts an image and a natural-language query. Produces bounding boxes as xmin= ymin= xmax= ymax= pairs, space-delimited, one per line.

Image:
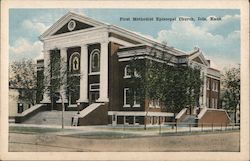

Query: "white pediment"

xmin=39 ymin=11 xmax=107 ymax=40
xmin=188 ymin=50 xmax=210 ymax=67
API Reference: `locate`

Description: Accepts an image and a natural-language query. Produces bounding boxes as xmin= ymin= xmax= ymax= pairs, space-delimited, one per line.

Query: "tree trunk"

xmin=234 ymin=106 xmax=237 ymax=124
xmin=61 ymin=94 xmax=65 ymax=129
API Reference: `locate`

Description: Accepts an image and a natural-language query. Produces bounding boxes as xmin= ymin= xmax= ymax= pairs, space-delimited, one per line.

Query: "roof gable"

xmin=193 ymin=57 xmax=204 ymax=64
xmin=53 ymin=19 xmax=94 ymax=35
xmin=188 ymin=49 xmax=210 ymax=67
xmin=40 ymin=11 xmax=107 ymax=40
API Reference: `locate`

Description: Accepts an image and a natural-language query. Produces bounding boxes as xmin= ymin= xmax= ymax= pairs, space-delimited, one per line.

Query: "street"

xmin=9 ymin=131 xmax=240 ymax=152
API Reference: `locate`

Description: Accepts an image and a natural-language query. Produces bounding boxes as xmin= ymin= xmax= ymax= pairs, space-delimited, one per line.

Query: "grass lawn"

xmin=68 ymin=131 xmax=140 ymax=139
xmin=9 ymin=126 xmax=66 ymax=134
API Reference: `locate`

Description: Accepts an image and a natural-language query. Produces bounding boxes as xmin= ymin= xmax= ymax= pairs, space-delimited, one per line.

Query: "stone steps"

xmin=22 ymin=111 xmax=78 ymax=126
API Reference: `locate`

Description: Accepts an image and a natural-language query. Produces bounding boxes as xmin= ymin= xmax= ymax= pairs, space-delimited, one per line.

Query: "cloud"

xmin=22 ymin=20 xmax=48 ymax=34
xmin=9 ymin=38 xmax=43 ymax=61
xmin=201 ymin=14 xmax=240 ymax=35
xmin=156 ymin=15 xmax=240 ymax=70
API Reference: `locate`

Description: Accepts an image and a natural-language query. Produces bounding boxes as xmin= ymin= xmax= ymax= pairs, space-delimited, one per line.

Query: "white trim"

xmin=123 ymin=88 xmax=130 ymax=107
xmin=188 ymin=50 xmax=210 ymax=67
xmin=206 ymin=74 xmax=220 ymax=80
xmin=68 ymin=104 xmax=77 ymax=108
xmin=67 ymin=20 xmax=76 ymax=31
xmin=40 ymin=11 xmax=107 ymax=40
xmin=109 ymin=37 xmax=135 ymax=47
xmin=43 ymin=27 xmax=109 ymax=51
xmin=89 ymin=49 xmax=100 ymax=74
xmin=89 ymin=83 xmax=100 ymax=91
xmin=118 ymin=56 xmax=175 ymax=66
xmin=108 ymin=111 xmax=174 ymax=117
xmin=124 ymin=65 xmax=131 ymax=78
xmin=133 ymin=90 xmax=140 ymax=107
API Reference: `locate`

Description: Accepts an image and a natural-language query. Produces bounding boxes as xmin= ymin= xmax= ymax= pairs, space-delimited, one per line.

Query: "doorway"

xmin=89 ymin=91 xmax=99 ymax=104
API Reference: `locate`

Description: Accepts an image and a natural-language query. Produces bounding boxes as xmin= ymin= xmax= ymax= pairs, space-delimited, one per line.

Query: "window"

xmin=212 ymin=82 xmax=215 ymax=91
xmin=206 ymin=79 xmax=210 ymax=90
xmin=123 ymin=88 xmax=140 ymax=108
xmin=215 ymin=82 xmax=219 ymax=92
xmin=215 ymin=98 xmax=218 ymax=108
xmin=206 ymin=97 xmax=209 ymax=107
xmin=211 ymin=98 xmax=214 ymax=108
xmin=90 ymin=49 xmax=100 ymax=73
xmin=72 ymin=57 xmax=79 ymax=70
xmin=89 ymin=83 xmax=100 ymax=91
xmin=134 ymin=69 xmax=140 ymax=77
xmin=124 ymin=65 xmax=140 ymax=78
xmin=124 ymin=65 xmax=132 ymax=78
xmin=69 ymin=52 xmax=80 ymax=73
xmin=149 ymin=99 xmax=160 ymax=108
xmin=123 ymin=88 xmax=130 ymax=107
xmin=133 ymin=90 xmax=140 ymax=107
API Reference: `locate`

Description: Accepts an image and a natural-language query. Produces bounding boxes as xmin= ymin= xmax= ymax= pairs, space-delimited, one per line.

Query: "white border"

xmin=1 ymin=0 xmax=249 ymax=161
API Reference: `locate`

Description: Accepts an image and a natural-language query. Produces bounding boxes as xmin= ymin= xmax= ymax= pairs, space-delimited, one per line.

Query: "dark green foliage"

xmin=127 ymin=51 xmax=202 ymax=115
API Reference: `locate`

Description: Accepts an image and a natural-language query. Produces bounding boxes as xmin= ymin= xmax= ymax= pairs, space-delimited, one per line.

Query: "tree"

xmin=127 ymin=45 xmax=202 ymax=129
xmin=45 ymin=48 xmax=81 ymax=129
xmin=221 ymin=65 xmax=240 ymax=123
xmin=9 ymin=59 xmax=37 ymax=106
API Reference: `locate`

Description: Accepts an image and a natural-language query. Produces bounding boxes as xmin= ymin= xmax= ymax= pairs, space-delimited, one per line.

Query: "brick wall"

xmin=78 ymin=103 xmax=108 ymax=125
xmin=198 ymin=109 xmax=231 ymax=126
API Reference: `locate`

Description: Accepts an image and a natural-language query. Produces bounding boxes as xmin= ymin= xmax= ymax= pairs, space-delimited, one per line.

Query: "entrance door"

xmin=112 ymin=115 xmax=117 ymax=126
xmin=89 ymin=91 xmax=99 ymax=104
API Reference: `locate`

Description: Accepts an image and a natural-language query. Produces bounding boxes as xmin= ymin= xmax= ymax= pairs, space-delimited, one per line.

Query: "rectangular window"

xmin=206 ymin=79 xmax=210 ymax=90
xmin=133 ymin=90 xmax=140 ymax=107
xmin=211 ymin=98 xmax=214 ymax=108
xmin=149 ymin=100 xmax=154 ymax=108
xmin=206 ymin=97 xmax=209 ymax=107
xmin=149 ymin=99 xmax=160 ymax=108
xmin=215 ymin=98 xmax=218 ymax=108
xmin=89 ymin=83 xmax=100 ymax=91
xmin=123 ymin=88 xmax=130 ymax=107
xmin=215 ymin=82 xmax=219 ymax=92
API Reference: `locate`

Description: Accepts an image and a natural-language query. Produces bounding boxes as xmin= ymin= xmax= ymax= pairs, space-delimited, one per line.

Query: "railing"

xmin=111 ymin=122 xmax=240 ymax=135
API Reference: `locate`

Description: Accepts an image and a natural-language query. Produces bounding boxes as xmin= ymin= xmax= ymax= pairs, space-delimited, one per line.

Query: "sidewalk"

xmin=9 ymin=123 xmax=240 ymax=137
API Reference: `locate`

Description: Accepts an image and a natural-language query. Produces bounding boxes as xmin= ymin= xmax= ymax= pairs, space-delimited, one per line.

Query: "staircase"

xmin=79 ymin=103 xmax=104 ymax=118
xmin=179 ymin=115 xmax=197 ymax=127
xmin=22 ymin=111 xmax=77 ymax=126
xmin=78 ymin=103 xmax=108 ymax=125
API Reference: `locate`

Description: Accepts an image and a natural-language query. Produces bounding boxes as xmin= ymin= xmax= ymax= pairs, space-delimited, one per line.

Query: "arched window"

xmin=72 ymin=56 xmax=79 ymax=70
xmin=90 ymin=49 xmax=100 ymax=73
xmin=124 ymin=65 xmax=131 ymax=78
xmin=69 ymin=52 xmax=80 ymax=73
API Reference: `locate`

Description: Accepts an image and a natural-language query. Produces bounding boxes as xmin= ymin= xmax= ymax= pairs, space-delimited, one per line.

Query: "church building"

xmin=35 ymin=11 xmax=230 ymax=126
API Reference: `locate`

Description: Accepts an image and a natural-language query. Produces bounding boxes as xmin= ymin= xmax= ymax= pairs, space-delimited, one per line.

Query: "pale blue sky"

xmin=9 ymin=9 xmax=240 ymax=70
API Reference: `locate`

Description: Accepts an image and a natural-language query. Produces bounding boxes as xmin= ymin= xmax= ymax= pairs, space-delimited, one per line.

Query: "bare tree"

xmin=9 ymin=59 xmax=37 ymax=106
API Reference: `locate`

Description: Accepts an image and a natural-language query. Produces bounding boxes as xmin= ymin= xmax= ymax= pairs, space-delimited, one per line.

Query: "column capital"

xmin=60 ymin=47 xmax=67 ymax=51
xmin=80 ymin=44 xmax=88 ymax=47
xmin=100 ymin=41 xmax=109 ymax=45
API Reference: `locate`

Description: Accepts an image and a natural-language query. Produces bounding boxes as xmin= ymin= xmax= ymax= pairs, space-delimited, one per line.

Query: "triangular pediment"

xmin=53 ymin=19 xmax=94 ymax=35
xmin=40 ymin=11 xmax=107 ymax=40
xmin=193 ymin=57 xmax=204 ymax=64
xmin=188 ymin=50 xmax=210 ymax=67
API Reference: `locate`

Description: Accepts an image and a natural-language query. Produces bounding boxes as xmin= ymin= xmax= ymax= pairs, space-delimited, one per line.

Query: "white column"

xmin=41 ymin=50 xmax=51 ymax=103
xmin=97 ymin=42 xmax=109 ymax=102
xmin=77 ymin=44 xmax=88 ymax=103
xmin=57 ymin=48 xmax=68 ymax=103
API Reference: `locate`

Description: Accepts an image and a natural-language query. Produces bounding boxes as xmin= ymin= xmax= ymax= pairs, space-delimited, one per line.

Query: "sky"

xmin=9 ymin=9 xmax=240 ymax=70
